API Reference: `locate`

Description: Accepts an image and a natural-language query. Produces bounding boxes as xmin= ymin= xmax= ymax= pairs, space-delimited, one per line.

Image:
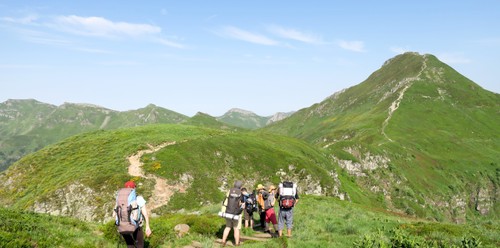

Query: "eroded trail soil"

xmin=127 ymin=142 xmax=186 ymax=210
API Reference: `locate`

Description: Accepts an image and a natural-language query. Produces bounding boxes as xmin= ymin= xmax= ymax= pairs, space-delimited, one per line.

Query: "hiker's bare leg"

xmin=222 ymin=227 xmax=231 ymax=244
xmin=234 ymin=228 xmax=240 ymax=245
xmin=278 ymin=230 xmax=283 ymax=236
xmin=287 ymin=228 xmax=292 ymax=237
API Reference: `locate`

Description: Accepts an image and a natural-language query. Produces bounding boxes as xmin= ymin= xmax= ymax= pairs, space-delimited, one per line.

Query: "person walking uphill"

xmin=277 ymin=181 xmax=299 ymax=237
xmin=114 ymin=180 xmax=152 ymax=248
xmin=220 ymin=180 xmax=245 ymax=246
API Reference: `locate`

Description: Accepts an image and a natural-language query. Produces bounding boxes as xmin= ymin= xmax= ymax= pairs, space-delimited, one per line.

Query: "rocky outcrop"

xmin=472 ymin=185 xmax=495 ymax=215
xmin=32 ymin=182 xmax=114 ymax=222
xmin=333 ymin=147 xmax=390 ymax=177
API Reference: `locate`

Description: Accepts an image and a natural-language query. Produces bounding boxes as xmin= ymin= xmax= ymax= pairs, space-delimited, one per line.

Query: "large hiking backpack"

xmin=279 ymin=181 xmax=297 ymax=209
xmin=218 ymin=187 xmax=242 ymax=220
xmin=245 ymin=193 xmax=257 ymax=213
xmin=115 ymin=188 xmax=141 ymax=234
xmin=263 ymin=191 xmax=274 ymax=210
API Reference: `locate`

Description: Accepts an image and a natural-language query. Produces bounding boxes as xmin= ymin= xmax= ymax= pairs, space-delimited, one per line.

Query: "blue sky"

xmin=1 ymin=1 xmax=499 ymax=116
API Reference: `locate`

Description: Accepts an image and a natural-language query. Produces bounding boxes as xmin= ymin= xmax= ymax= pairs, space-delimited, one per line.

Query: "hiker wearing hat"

xmin=263 ymin=185 xmax=279 ymax=237
xmin=256 ymin=184 xmax=267 ymax=229
xmin=113 ymin=180 xmax=152 ymax=248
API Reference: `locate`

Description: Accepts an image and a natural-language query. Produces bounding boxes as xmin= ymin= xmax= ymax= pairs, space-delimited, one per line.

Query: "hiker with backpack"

xmin=263 ymin=185 xmax=279 ymax=237
xmin=277 ymin=181 xmax=299 ymax=237
xmin=256 ymin=184 xmax=267 ymax=229
xmin=113 ymin=181 xmax=152 ymax=248
xmin=241 ymin=187 xmax=257 ymax=228
xmin=220 ymin=180 xmax=245 ymax=246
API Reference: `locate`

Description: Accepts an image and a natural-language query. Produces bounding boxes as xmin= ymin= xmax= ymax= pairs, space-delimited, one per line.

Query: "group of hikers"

xmin=113 ymin=179 xmax=299 ymax=247
xmin=219 ymin=180 xmax=300 ymax=246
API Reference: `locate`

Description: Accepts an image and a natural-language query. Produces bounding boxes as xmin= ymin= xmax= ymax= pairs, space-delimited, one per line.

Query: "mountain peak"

xmin=225 ymin=108 xmax=257 ymax=116
xmin=60 ymin=102 xmax=107 ymax=109
xmin=194 ymin=112 xmax=214 ymax=117
xmin=381 ymin=51 xmax=424 ymax=67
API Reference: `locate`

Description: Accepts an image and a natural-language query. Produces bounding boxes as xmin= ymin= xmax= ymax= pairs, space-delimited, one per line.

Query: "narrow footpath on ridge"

xmin=127 ymin=141 xmax=186 ymax=211
xmin=127 ymin=142 xmax=274 ymax=247
xmin=381 ymin=55 xmax=428 ymax=142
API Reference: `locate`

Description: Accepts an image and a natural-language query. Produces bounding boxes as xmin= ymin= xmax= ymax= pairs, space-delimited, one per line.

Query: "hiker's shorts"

xmin=244 ymin=209 xmax=253 ymax=221
xmin=265 ymin=208 xmax=277 ymax=225
xmin=278 ymin=208 xmax=294 ymax=230
xmin=225 ymin=216 xmax=242 ymax=229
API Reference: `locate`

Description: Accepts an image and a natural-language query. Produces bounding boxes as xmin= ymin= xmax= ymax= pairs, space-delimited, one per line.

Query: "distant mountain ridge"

xmin=0 ymin=100 xmax=290 ymax=170
xmin=216 ymin=108 xmax=294 ymax=129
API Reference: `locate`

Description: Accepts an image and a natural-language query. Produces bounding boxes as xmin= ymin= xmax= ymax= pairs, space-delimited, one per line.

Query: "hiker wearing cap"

xmin=221 ymin=180 xmax=245 ymax=246
xmin=263 ymin=185 xmax=279 ymax=237
xmin=113 ymin=181 xmax=152 ymax=248
xmin=256 ymin=184 xmax=267 ymax=229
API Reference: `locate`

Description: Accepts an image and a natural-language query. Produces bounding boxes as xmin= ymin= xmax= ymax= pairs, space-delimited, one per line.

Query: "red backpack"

xmin=279 ymin=182 xmax=297 ymax=209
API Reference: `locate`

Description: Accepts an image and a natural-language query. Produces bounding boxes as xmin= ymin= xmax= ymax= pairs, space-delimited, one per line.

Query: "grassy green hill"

xmin=0 ymin=100 xmax=190 ymax=171
xmin=0 ymin=124 xmax=344 ymax=221
xmin=263 ymin=52 xmax=499 ymax=222
xmin=182 ymin=111 xmax=242 ymax=131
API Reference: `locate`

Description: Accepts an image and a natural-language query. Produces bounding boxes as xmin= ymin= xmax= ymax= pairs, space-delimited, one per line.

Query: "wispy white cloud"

xmin=154 ymin=37 xmax=186 ymax=49
xmin=51 ymin=15 xmax=161 ymax=37
xmin=205 ymin=14 xmax=217 ymax=22
xmin=437 ymin=53 xmax=471 ymax=64
xmin=2 ymin=14 xmax=186 ymax=49
xmin=98 ymin=60 xmax=140 ymax=66
xmin=1 ymin=14 xmax=39 ymax=25
xmin=74 ymin=47 xmax=113 ymax=54
xmin=9 ymin=27 xmax=73 ymax=46
xmin=338 ymin=40 xmax=365 ymax=52
xmin=267 ymin=25 xmax=324 ymax=45
xmin=219 ymin=26 xmax=278 ymax=46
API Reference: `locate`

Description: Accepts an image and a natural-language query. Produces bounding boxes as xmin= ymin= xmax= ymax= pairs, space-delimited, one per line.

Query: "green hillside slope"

xmin=0 ymin=124 xmax=344 ymax=221
xmin=264 ymin=52 xmax=499 ymax=222
xmin=182 ymin=111 xmax=242 ymax=130
xmin=0 ymin=100 xmax=189 ymax=171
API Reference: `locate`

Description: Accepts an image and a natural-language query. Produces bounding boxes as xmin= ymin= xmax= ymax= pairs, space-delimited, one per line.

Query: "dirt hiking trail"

xmin=128 ymin=142 xmax=274 ymax=247
xmin=127 ymin=141 xmax=186 ymax=211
